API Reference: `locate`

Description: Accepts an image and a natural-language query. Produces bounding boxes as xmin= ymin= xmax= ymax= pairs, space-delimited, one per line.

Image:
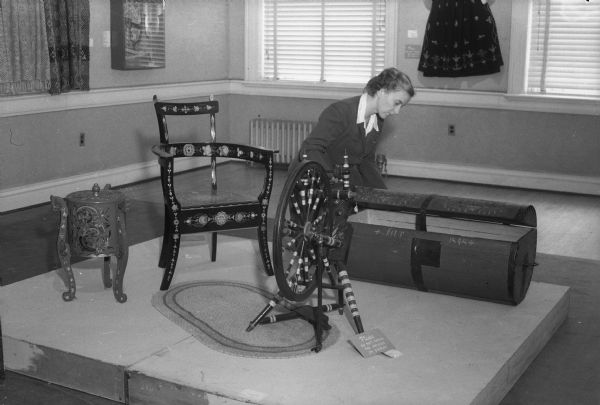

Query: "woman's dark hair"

xmin=364 ymin=67 xmax=415 ymax=98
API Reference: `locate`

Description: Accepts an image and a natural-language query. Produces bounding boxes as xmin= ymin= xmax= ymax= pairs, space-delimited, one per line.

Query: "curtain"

xmin=44 ymin=0 xmax=90 ymax=94
xmin=0 ymin=0 xmax=51 ymax=95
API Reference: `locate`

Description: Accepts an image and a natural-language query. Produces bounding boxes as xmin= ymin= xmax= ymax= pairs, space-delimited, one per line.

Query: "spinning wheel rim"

xmin=273 ymin=161 xmax=332 ymax=301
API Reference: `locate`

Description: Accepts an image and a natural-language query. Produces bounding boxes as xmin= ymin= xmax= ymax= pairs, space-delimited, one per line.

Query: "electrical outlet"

xmin=79 ymin=133 xmax=85 ymax=146
xmin=448 ymin=125 xmax=455 ymax=136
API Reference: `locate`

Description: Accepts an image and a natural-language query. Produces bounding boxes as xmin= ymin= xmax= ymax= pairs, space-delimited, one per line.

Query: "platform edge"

xmin=3 ymin=336 xmax=127 ymax=403
xmin=472 ymin=285 xmax=570 ymax=405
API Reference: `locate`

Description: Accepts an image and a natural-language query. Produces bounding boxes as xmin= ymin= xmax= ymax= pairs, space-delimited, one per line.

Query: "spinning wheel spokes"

xmin=274 ymin=161 xmax=338 ymax=301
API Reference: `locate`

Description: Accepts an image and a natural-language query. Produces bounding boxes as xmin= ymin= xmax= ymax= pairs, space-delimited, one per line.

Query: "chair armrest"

xmin=251 ymin=145 xmax=279 ymax=154
xmin=152 ymin=144 xmax=176 ymax=158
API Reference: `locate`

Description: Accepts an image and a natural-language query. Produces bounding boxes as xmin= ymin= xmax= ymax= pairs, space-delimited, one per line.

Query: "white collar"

xmin=357 ymin=93 xmax=379 ymax=135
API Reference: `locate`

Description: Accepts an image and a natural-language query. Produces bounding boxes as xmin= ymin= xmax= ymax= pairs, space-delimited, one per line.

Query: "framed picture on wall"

xmin=110 ymin=0 xmax=165 ymax=70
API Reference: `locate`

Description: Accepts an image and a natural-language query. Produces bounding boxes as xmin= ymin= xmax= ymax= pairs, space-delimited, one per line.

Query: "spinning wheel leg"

xmin=253 ymin=303 xmax=343 ymax=326
xmin=246 ymin=293 xmax=282 ymax=332
xmin=335 ymin=261 xmax=364 ymax=334
xmin=313 ymin=259 xmax=324 ymax=352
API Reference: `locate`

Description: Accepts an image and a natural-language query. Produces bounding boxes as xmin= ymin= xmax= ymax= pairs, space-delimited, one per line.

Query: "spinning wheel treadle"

xmin=247 ymin=158 xmax=364 ymax=352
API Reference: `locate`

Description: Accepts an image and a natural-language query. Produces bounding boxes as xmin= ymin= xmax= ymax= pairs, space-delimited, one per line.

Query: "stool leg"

xmin=113 ymin=249 xmax=128 ymax=303
xmin=51 ymin=196 xmax=76 ymax=301
xmin=58 ymin=242 xmax=76 ymax=301
xmin=102 ymin=257 xmax=112 ymax=288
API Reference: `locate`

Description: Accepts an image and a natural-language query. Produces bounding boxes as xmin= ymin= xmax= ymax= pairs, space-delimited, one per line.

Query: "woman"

xmin=291 ymin=67 xmax=415 ymax=189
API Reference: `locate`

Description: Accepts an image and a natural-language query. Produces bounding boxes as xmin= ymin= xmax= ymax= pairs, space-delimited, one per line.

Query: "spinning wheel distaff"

xmin=247 ymin=156 xmax=364 ymax=352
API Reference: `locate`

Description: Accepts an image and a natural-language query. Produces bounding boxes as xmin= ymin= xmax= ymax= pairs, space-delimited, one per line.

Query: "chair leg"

xmin=210 ymin=232 xmax=217 ymax=262
xmin=160 ymin=231 xmax=181 ymax=290
xmin=158 ymin=206 xmax=172 ymax=268
xmin=257 ymin=226 xmax=274 ymax=276
xmin=158 ymin=234 xmax=171 ymax=269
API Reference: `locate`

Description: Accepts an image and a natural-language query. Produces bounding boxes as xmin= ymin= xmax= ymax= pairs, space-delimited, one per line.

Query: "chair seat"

xmin=178 ymin=190 xmax=258 ymax=207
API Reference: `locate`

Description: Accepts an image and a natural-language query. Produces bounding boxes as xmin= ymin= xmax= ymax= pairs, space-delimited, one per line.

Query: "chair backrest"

xmin=153 ymin=94 xmax=220 ymax=191
xmin=153 ymin=94 xmax=218 ymax=144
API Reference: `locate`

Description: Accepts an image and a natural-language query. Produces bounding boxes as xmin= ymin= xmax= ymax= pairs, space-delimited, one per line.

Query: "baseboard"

xmin=3 ymin=159 xmax=598 ymax=213
xmin=386 ymin=159 xmax=600 ymax=196
xmin=0 ymin=158 xmax=210 ymax=213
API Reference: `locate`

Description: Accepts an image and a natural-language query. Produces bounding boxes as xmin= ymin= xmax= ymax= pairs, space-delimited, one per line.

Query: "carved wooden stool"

xmin=51 ymin=183 xmax=128 ymax=303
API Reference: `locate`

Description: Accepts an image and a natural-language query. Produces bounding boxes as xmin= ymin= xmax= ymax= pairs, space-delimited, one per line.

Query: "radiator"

xmin=249 ymin=118 xmax=315 ymax=165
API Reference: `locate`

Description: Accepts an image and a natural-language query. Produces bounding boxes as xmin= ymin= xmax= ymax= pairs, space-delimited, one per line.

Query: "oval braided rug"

xmin=151 ymin=280 xmax=340 ymax=358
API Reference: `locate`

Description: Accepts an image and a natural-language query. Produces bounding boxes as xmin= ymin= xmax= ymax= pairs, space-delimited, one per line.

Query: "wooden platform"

xmin=0 ymin=235 xmax=569 ymax=404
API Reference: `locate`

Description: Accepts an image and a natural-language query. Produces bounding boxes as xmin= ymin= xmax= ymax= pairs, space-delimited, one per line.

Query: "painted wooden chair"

xmin=152 ymin=95 xmax=276 ymax=290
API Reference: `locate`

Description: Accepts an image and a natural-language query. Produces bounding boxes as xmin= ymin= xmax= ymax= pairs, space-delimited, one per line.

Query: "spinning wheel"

xmin=247 ymin=158 xmax=364 ymax=352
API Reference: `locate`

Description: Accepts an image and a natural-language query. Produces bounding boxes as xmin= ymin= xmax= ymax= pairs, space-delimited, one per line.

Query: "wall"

xmin=1 ymin=0 xmax=234 ymax=191
xmin=228 ymin=94 xmax=600 ymax=177
xmin=380 ymin=106 xmax=599 ymax=176
xmin=1 ymin=0 xmax=599 ymax=211
xmin=90 ymin=0 xmax=231 ymax=88
xmin=1 ymin=96 xmax=232 ymax=190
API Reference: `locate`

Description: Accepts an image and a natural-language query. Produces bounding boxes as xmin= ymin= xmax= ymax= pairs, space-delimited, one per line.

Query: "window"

xmin=526 ymin=0 xmax=600 ymax=97
xmin=248 ymin=0 xmax=396 ymax=85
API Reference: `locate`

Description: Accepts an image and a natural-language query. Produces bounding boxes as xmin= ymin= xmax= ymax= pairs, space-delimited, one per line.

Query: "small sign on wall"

xmin=405 ymin=44 xmax=422 ymax=59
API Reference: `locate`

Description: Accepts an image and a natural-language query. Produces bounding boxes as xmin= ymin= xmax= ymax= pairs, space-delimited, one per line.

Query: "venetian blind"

xmin=262 ymin=0 xmax=386 ymax=84
xmin=527 ymin=0 xmax=600 ymax=97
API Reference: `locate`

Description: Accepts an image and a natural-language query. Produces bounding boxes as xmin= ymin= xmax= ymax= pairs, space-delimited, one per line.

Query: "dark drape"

xmin=418 ymin=0 xmax=503 ymax=77
xmin=43 ymin=0 xmax=89 ymax=94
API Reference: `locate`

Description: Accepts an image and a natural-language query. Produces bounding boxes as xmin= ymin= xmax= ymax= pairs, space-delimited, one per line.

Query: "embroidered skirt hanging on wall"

xmin=418 ymin=0 xmax=503 ymax=77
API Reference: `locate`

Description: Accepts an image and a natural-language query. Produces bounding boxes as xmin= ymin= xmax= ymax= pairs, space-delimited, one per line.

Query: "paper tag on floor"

xmin=349 ymin=328 xmax=399 ymax=358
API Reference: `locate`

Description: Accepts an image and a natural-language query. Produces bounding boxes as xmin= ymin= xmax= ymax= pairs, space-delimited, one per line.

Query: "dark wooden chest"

xmin=345 ymin=189 xmax=537 ymax=305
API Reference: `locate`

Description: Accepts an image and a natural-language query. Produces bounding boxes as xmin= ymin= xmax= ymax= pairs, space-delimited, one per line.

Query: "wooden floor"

xmin=1 ymin=162 xmax=600 ymax=404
